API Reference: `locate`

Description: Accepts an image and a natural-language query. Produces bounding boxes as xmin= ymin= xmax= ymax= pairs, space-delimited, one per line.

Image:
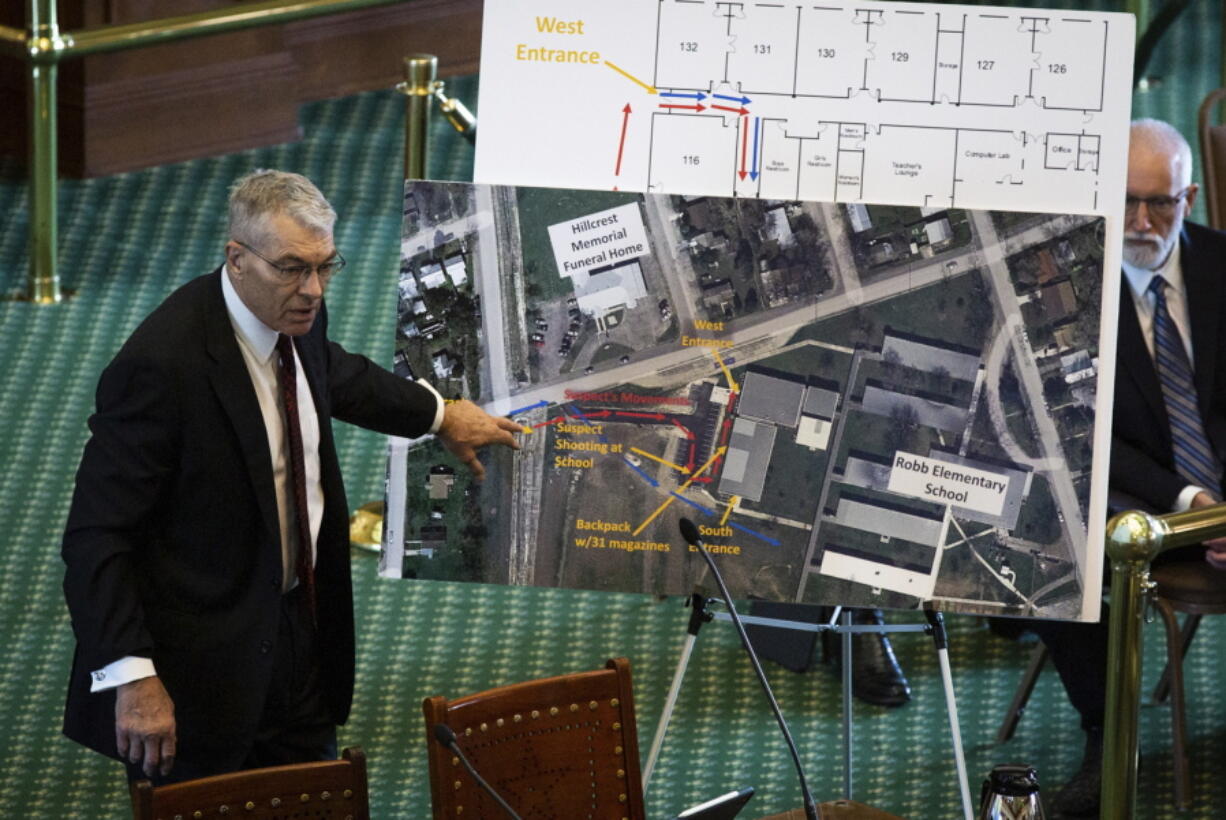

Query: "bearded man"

xmin=1033 ymin=118 xmax=1226 ymax=817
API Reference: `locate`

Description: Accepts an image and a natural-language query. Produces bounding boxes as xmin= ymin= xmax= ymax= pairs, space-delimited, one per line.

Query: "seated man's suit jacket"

xmin=1111 ymin=221 xmax=1226 ymax=513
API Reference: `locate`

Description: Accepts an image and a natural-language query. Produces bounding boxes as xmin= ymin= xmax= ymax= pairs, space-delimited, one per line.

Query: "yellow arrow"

xmin=604 ymin=60 xmax=658 ymax=94
xmin=720 ymin=495 xmax=740 ymax=526
xmin=631 ymin=447 xmax=690 ymax=474
xmin=710 ymin=348 xmax=739 ymax=392
xmin=633 ymin=447 xmax=726 ymax=535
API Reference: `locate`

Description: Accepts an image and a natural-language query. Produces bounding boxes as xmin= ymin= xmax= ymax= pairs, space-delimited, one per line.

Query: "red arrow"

xmin=713 ymin=104 xmax=750 ymax=115
xmin=532 ymin=416 xmax=565 ymax=429
xmin=659 ymin=103 xmax=706 ymax=112
xmin=617 ymin=411 xmax=666 ymax=420
xmin=614 ymin=104 xmax=631 ymax=177
xmin=686 ymin=442 xmax=696 ymax=471
xmin=669 ymin=418 xmax=696 ymax=439
xmin=582 ymin=409 xmax=612 ymax=419
xmin=738 ymin=115 xmax=749 ymax=180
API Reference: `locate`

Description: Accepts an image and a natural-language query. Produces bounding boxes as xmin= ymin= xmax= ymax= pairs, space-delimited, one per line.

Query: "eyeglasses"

xmin=1125 ymin=188 xmax=1191 ymax=219
xmin=237 ymin=240 xmax=346 ymax=284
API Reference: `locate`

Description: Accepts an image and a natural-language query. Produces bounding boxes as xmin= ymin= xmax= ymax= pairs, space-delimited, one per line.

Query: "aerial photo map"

xmin=382 ymin=180 xmax=1106 ymax=621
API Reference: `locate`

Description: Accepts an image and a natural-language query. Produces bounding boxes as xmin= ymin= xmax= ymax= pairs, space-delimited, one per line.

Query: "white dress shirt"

xmin=90 ymin=270 xmax=445 ymax=692
xmin=1121 ymin=242 xmax=1193 ymax=365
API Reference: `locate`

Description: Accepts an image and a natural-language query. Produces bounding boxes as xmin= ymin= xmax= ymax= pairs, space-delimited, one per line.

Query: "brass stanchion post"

xmin=11 ymin=0 xmax=410 ymax=303
xmin=402 ymin=54 xmax=437 ymax=181
xmin=1100 ymin=510 xmax=1161 ymax=820
xmin=27 ymin=0 xmax=64 ymax=304
xmin=1126 ymin=0 xmax=1149 ymax=44
xmin=1100 ymin=502 xmax=1226 ymax=819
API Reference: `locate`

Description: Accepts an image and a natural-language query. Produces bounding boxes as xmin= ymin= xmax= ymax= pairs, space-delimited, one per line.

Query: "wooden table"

xmin=757 ymin=800 xmax=906 ymax=819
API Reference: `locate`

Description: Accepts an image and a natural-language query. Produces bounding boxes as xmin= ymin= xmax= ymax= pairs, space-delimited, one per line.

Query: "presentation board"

xmin=381 ymin=0 xmax=1135 ymax=622
xmin=473 ymin=0 xmax=1134 ymax=220
xmin=382 ymin=180 xmax=1107 ymax=621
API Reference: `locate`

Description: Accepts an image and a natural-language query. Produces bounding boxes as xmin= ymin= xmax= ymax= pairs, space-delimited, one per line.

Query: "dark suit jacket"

xmin=62 ymin=269 xmax=439 ymax=761
xmin=1111 ymin=221 xmax=1226 ymax=512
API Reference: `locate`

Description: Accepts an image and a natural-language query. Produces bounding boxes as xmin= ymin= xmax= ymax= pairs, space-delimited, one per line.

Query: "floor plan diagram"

xmin=382 ymin=181 xmax=1108 ymax=621
xmin=474 ymin=0 xmax=1133 ymax=217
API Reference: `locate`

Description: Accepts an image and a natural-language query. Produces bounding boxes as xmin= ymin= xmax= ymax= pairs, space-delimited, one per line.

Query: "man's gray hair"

xmin=228 ymin=169 xmax=337 ymax=249
xmin=1131 ymin=118 xmax=1194 ymax=186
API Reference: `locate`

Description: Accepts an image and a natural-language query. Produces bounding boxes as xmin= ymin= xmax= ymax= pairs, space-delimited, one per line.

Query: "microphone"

xmin=679 ymin=518 xmax=821 ymax=820
xmin=431 ymin=723 xmax=523 ymax=819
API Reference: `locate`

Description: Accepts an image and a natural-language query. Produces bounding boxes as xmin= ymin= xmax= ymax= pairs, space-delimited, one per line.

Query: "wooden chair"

xmin=423 ymin=657 xmax=645 ymax=819
xmin=130 ymin=746 xmax=369 ymax=820
xmin=1145 ymin=559 xmax=1226 ymax=809
xmin=1198 ymin=87 xmax=1226 ymax=230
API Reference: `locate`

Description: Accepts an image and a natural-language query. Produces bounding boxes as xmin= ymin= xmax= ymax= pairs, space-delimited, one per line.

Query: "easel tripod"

xmin=642 ymin=594 xmax=975 ymax=820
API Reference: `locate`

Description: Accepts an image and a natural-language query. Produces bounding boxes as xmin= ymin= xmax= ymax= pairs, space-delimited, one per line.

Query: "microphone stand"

xmin=680 ymin=519 xmax=821 ymax=820
xmin=432 ymin=723 xmax=523 ymax=820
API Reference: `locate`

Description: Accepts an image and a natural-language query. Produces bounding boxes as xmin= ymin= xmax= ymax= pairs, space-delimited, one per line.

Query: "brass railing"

xmin=399 ymin=53 xmax=476 ymax=181
xmin=0 ymin=0 xmax=411 ymax=303
xmin=1101 ymin=503 xmax=1226 ymax=819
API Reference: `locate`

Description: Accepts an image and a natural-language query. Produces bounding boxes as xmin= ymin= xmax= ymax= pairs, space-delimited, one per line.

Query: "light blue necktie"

xmin=1149 ymin=275 xmax=1223 ymax=498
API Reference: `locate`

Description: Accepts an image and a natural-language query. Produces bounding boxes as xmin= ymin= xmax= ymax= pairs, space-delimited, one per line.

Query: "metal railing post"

xmin=4 ymin=0 xmax=412 ymax=303
xmin=402 ymin=54 xmax=437 ymax=181
xmin=1100 ymin=503 xmax=1226 ymax=819
xmin=1126 ymin=0 xmax=1149 ymax=43
xmin=1100 ymin=511 xmax=1159 ymax=820
xmin=27 ymin=0 xmax=64 ymax=303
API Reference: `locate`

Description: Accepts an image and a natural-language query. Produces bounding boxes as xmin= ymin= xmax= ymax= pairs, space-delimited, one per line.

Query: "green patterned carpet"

xmin=1 ymin=3 xmax=1225 ymax=814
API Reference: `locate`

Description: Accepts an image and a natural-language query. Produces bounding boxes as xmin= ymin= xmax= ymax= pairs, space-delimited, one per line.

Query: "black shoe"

xmin=1049 ymin=726 xmax=1103 ymax=818
xmin=823 ymin=608 xmax=912 ymax=707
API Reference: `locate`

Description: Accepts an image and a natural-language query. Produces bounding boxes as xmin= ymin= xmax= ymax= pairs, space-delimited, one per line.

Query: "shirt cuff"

xmin=1175 ymin=484 xmax=1209 ymax=512
xmin=90 ymin=656 xmax=157 ymax=693
xmin=416 ymin=379 xmax=446 ymax=435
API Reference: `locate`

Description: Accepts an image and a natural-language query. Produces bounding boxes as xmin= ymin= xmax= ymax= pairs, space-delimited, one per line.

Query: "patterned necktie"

xmin=1149 ymin=275 xmax=1223 ymax=498
xmin=275 ymin=333 xmax=317 ymax=619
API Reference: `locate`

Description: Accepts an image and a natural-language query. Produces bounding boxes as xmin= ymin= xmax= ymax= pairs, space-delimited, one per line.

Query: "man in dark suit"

xmin=1038 ymin=119 xmax=1226 ymax=817
xmin=61 ymin=170 xmax=521 ymax=783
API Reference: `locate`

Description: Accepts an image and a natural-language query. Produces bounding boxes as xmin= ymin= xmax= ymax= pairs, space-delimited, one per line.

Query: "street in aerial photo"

xmin=381 ymin=180 xmax=1106 ymax=622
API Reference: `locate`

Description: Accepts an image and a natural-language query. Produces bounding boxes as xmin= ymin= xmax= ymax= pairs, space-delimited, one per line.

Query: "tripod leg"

xmin=643 ymin=595 xmax=710 ymax=792
xmin=938 ymin=646 xmax=975 ymax=820
xmin=927 ymin=611 xmax=974 ymax=820
xmin=841 ymin=608 xmax=854 ymax=801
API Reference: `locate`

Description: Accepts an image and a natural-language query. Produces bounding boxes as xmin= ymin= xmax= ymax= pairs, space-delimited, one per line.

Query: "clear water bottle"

xmin=977 ymin=763 xmax=1046 ymax=820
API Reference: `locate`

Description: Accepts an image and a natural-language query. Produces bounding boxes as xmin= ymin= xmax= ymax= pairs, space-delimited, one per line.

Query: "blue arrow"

xmin=623 ymin=456 xmax=659 ymax=487
xmin=713 ymin=92 xmax=752 ymax=105
xmin=750 ymin=117 xmax=760 ymax=181
xmin=730 ymin=521 xmax=781 ymax=546
xmin=671 ymin=493 xmax=715 ymax=515
xmin=509 ymin=399 xmax=548 ymax=416
xmin=660 ymin=90 xmax=706 ymax=101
